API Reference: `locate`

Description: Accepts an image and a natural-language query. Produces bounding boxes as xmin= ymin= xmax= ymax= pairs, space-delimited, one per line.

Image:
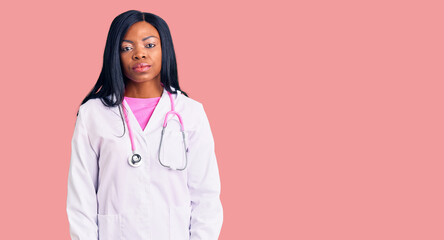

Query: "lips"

xmin=132 ymin=63 xmax=151 ymax=69
xmin=132 ymin=63 xmax=152 ymax=72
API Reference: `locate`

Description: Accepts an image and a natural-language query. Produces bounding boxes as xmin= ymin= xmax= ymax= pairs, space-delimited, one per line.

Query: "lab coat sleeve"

xmin=188 ymin=103 xmax=223 ymax=240
xmin=66 ymin=106 xmax=99 ymax=240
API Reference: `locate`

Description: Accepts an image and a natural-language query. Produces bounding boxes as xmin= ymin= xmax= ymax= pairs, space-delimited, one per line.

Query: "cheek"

xmin=120 ymin=59 xmax=129 ymax=73
xmin=153 ymin=48 xmax=161 ymax=60
xmin=119 ymin=58 xmax=131 ymax=76
xmin=155 ymin=52 xmax=162 ymax=65
xmin=120 ymin=55 xmax=129 ymax=67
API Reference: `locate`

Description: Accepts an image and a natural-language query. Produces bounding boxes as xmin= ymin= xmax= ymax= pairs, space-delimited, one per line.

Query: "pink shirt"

xmin=124 ymin=96 xmax=161 ymax=131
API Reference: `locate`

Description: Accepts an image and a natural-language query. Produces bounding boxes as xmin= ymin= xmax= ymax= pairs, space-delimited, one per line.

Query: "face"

xmin=120 ymin=21 xmax=162 ymax=84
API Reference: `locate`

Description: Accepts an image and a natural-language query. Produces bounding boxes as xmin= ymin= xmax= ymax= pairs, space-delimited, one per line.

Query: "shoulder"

xmin=77 ymin=97 xmax=121 ymax=125
xmin=178 ymin=92 xmax=203 ymax=108
xmin=175 ymin=91 xmax=212 ymax=132
xmin=176 ymin=91 xmax=206 ymax=117
xmin=78 ymin=98 xmax=109 ymax=115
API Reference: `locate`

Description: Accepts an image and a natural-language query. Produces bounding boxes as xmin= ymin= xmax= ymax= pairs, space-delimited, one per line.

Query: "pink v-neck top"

xmin=124 ymin=96 xmax=161 ymax=131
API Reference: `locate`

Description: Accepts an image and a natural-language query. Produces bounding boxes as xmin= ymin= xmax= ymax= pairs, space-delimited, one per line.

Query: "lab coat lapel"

xmin=142 ymin=87 xmax=169 ymax=135
xmin=106 ymin=87 xmax=171 ymax=136
xmin=122 ymin=99 xmax=144 ymax=135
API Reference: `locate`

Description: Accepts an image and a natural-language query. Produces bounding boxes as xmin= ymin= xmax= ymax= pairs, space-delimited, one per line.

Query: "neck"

xmin=124 ymin=80 xmax=163 ymax=98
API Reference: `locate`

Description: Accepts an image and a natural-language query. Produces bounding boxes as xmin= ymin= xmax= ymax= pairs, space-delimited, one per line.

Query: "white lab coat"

xmin=66 ymin=87 xmax=223 ymax=240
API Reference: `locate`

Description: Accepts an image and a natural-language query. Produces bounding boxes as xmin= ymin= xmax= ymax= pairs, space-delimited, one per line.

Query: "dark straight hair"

xmin=76 ymin=10 xmax=188 ymax=135
xmin=78 ymin=10 xmax=188 ymax=111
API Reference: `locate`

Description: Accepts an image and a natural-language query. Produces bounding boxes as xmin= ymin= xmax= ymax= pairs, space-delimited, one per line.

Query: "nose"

xmin=132 ymin=48 xmax=147 ymax=60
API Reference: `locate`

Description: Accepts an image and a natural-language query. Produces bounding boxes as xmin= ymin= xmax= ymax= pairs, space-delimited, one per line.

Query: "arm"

xmin=66 ymin=106 xmax=99 ymax=240
xmin=187 ymin=103 xmax=224 ymax=240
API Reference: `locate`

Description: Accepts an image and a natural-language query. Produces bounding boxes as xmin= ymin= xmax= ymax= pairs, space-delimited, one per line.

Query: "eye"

xmin=121 ymin=46 xmax=132 ymax=52
xmin=120 ymin=43 xmax=156 ymax=52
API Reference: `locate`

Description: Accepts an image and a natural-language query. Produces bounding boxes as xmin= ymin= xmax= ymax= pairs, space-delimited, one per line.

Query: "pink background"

xmin=1 ymin=1 xmax=443 ymax=239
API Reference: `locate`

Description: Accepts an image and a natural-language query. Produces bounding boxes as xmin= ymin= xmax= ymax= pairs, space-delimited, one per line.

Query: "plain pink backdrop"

xmin=0 ymin=1 xmax=443 ymax=239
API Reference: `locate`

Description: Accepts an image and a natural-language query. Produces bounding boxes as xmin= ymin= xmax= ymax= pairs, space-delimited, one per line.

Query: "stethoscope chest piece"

xmin=128 ymin=153 xmax=142 ymax=167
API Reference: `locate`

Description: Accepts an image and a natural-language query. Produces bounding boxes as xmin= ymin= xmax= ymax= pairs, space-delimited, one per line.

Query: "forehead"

xmin=123 ymin=21 xmax=160 ymax=39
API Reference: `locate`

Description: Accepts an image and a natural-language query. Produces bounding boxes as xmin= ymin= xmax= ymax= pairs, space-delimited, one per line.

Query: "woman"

xmin=66 ymin=10 xmax=223 ymax=240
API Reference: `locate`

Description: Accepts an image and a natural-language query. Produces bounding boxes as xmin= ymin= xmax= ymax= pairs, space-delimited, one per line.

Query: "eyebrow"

xmin=122 ymin=36 xmax=159 ymax=44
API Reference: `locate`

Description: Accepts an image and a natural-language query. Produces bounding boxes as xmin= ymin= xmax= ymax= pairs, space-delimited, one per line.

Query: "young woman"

xmin=66 ymin=10 xmax=223 ymax=240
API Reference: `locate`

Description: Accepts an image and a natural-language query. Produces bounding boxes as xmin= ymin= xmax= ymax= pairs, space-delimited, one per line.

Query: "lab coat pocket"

xmin=159 ymin=129 xmax=188 ymax=170
xmin=98 ymin=214 xmax=122 ymax=240
xmin=169 ymin=205 xmax=192 ymax=240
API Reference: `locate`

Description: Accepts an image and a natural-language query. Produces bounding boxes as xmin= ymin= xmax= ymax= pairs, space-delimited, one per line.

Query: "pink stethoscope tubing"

xmin=122 ymin=88 xmax=188 ymax=170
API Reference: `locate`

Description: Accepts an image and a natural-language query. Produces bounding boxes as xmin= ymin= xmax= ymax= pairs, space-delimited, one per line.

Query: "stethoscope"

xmin=122 ymin=86 xmax=188 ymax=170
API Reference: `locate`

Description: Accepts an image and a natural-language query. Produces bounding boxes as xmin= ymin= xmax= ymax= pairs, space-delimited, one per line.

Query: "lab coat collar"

xmin=105 ymin=85 xmax=179 ymax=102
xmin=106 ymin=85 xmax=181 ymax=135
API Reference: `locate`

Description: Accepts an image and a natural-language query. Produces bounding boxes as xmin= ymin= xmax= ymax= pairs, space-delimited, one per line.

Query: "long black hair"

xmin=76 ymin=10 xmax=188 ymax=136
